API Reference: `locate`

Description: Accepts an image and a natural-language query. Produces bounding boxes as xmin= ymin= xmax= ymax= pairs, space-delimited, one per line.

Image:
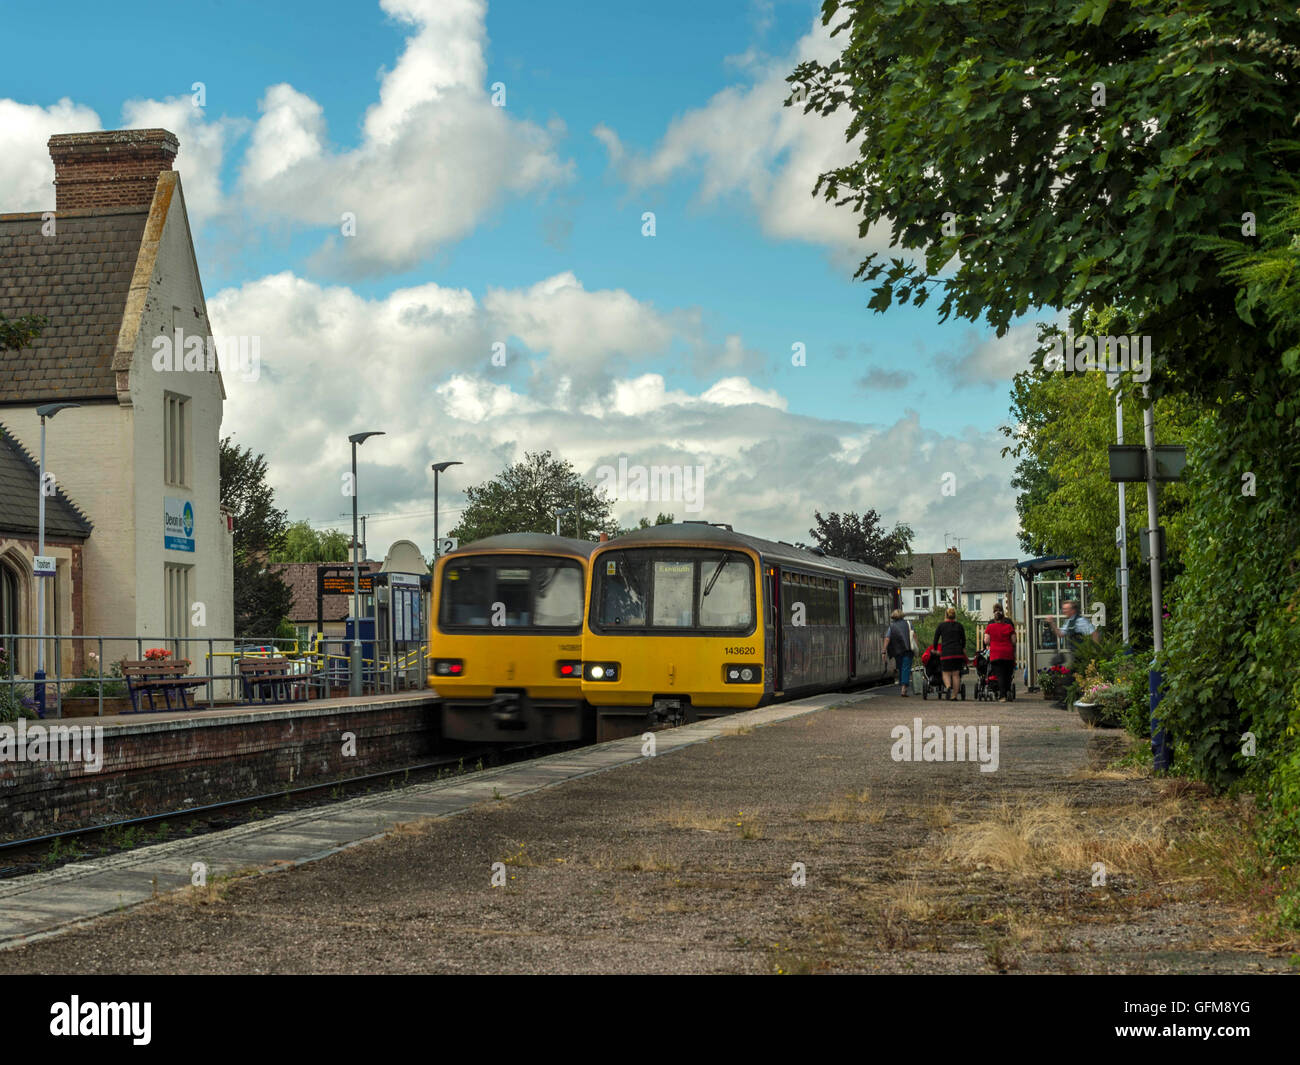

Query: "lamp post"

xmin=34 ymin=403 xmax=80 ymax=717
xmin=554 ymin=507 xmax=573 ymax=536
xmin=430 ymin=460 xmax=462 ymax=558
xmin=1107 ymin=373 xmax=1131 ymax=646
xmin=1142 ymin=391 xmax=1169 ymax=771
xmin=348 ymin=431 xmax=384 ymax=696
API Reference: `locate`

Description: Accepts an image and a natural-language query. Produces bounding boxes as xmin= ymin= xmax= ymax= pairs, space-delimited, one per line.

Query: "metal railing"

xmin=0 ymin=632 xmax=429 ymax=718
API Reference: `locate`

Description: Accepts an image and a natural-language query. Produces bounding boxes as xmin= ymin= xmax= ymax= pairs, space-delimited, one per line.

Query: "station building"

xmin=0 ymin=128 xmax=233 ymax=677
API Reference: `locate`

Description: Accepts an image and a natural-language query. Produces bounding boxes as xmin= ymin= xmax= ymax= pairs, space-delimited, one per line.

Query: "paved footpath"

xmin=0 ymin=690 xmax=1289 ymax=974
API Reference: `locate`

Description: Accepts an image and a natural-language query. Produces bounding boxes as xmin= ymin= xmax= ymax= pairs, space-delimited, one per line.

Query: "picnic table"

xmin=122 ymin=660 xmax=205 ymax=712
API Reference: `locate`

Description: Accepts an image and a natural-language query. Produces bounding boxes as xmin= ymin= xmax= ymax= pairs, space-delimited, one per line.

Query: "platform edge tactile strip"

xmin=0 ymin=689 xmax=878 ymax=950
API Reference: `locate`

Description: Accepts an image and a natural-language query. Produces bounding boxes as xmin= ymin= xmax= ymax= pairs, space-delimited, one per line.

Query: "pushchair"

xmin=976 ymin=651 xmax=1017 ymax=701
xmin=974 ymin=650 xmax=993 ymax=701
xmin=920 ymin=645 xmax=967 ymax=700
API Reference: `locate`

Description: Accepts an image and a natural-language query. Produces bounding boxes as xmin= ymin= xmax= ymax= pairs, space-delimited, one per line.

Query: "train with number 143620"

xmin=579 ymin=522 xmax=900 ymax=740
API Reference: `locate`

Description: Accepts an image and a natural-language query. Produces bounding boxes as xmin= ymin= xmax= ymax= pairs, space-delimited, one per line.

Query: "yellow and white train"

xmin=428 ymin=533 xmax=594 ymax=743
xmin=581 ymin=522 xmax=899 ymax=740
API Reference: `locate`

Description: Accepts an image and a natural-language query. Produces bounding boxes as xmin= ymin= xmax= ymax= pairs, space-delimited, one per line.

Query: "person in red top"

xmin=982 ymin=603 xmax=1016 ymax=702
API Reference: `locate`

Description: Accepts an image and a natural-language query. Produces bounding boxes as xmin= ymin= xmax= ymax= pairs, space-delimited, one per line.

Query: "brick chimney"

xmin=47 ymin=128 xmax=179 ymax=211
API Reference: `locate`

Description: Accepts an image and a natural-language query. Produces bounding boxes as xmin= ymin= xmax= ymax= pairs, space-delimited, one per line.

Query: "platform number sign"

xmin=437 ymin=537 xmax=458 ymax=556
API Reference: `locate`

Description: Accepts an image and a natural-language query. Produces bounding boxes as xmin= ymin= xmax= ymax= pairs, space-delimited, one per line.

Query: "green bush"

xmin=0 ymin=685 xmax=37 ymax=722
xmin=63 ymin=661 xmax=127 ymax=699
xmin=1158 ymin=413 xmax=1300 ymax=927
xmin=913 ymin=604 xmax=979 ymax=657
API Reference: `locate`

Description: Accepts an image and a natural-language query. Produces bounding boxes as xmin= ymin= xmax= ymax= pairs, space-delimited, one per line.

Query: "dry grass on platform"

xmin=935 ymin=795 xmax=1174 ymax=878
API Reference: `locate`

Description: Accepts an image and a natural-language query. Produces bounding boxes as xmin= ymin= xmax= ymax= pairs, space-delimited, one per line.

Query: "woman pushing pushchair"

xmin=982 ymin=603 xmax=1016 ymax=702
xmin=926 ymin=606 xmax=967 ymax=700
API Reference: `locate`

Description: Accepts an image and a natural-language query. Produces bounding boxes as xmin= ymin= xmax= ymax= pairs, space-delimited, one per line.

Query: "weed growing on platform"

xmin=41 ymin=837 xmax=85 ymax=868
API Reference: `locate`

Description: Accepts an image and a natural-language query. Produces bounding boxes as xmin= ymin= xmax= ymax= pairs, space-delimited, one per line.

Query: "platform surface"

xmin=0 ymin=690 xmax=1286 ymax=974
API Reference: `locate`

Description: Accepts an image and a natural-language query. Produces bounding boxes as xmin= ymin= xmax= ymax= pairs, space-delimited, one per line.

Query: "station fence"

xmin=0 ymin=632 xmax=429 ymax=719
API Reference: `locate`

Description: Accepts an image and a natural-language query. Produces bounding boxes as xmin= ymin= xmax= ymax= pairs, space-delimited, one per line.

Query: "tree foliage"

xmin=1000 ymin=348 xmax=1199 ymax=644
xmin=219 ymin=436 xmax=292 ymax=636
xmin=271 ymin=520 xmax=352 ymax=563
xmin=615 ymin=512 xmax=676 ymax=537
xmin=803 ymin=509 xmax=914 ymax=577
xmin=799 ymin=0 xmax=1300 ymax=918
xmin=448 ymin=451 xmax=616 ymax=544
xmin=793 ymin=0 xmax=1300 ymax=407
xmin=0 ymin=312 xmax=48 ymax=352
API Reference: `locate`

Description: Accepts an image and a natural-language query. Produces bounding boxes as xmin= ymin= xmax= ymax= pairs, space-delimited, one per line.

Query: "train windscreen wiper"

xmin=702 ymin=553 xmax=730 ymax=598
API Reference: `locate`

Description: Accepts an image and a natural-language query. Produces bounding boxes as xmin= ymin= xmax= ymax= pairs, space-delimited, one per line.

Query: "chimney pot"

xmin=47 ymin=128 xmax=179 ymax=212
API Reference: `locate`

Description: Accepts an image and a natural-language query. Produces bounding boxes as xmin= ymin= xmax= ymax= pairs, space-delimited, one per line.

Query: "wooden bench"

xmin=238 ymin=657 xmax=312 ymax=705
xmin=122 ymin=660 xmax=205 ymax=713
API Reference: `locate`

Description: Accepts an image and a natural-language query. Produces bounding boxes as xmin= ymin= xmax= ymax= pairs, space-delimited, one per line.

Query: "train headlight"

xmin=556 ymin=660 xmax=582 ymax=678
xmin=723 ymin=663 xmax=762 ymax=684
xmin=433 ymin=659 xmax=464 ymax=676
xmin=585 ymin=662 xmax=619 ymax=681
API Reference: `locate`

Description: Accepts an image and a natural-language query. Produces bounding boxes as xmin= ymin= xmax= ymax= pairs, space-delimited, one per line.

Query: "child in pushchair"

xmin=920 ymin=645 xmax=969 ymax=699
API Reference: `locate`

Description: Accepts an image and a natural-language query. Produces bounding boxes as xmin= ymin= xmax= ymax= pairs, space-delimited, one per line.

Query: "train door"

xmin=846 ymin=582 xmax=857 ymax=680
xmin=767 ymin=566 xmax=783 ymax=692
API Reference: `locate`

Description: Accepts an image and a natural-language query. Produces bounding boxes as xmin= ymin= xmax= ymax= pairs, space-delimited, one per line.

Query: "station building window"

xmin=164 ymin=393 xmax=191 ymax=487
xmin=1 ymin=555 xmax=21 ymax=669
xmin=165 ymin=563 xmax=192 ymax=657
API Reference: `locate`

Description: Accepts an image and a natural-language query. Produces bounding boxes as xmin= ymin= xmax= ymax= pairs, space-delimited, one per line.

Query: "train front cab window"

xmin=592 ymin=549 xmax=754 ymax=632
xmin=441 ymin=556 xmax=584 ymax=629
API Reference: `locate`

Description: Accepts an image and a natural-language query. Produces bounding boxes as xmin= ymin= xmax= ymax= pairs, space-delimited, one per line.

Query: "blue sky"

xmin=2 ymin=0 xmax=1039 ymax=559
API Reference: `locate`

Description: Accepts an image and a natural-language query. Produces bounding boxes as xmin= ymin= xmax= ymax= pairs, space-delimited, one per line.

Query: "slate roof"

xmin=962 ymin=558 xmax=1018 ymax=592
xmin=0 ymin=421 xmax=92 ymax=539
xmin=896 ymin=551 xmax=963 ymax=588
xmin=270 ymin=561 xmax=383 ymax=623
xmin=0 ymin=208 xmax=147 ymax=403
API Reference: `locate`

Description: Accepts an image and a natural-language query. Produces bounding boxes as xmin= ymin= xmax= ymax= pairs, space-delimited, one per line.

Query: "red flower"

xmin=143 ymin=648 xmax=173 ymax=661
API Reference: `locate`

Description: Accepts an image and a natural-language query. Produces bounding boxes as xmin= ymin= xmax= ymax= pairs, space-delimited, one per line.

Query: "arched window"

xmin=0 ymin=555 xmax=21 ymax=674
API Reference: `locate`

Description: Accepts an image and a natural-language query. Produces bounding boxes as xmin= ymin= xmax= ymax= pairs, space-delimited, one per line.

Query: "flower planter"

xmin=1076 ymin=700 xmax=1120 ymax=728
xmin=61 ymin=696 xmax=133 ymax=717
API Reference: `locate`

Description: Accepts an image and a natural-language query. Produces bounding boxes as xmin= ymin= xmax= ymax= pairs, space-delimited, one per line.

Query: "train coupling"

xmin=648 ymin=697 xmax=687 ymax=728
xmin=490 ymin=692 xmax=528 ymax=730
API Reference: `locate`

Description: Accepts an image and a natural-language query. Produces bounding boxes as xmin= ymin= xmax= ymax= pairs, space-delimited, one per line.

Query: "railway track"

xmin=0 ymin=740 xmax=577 ymax=880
